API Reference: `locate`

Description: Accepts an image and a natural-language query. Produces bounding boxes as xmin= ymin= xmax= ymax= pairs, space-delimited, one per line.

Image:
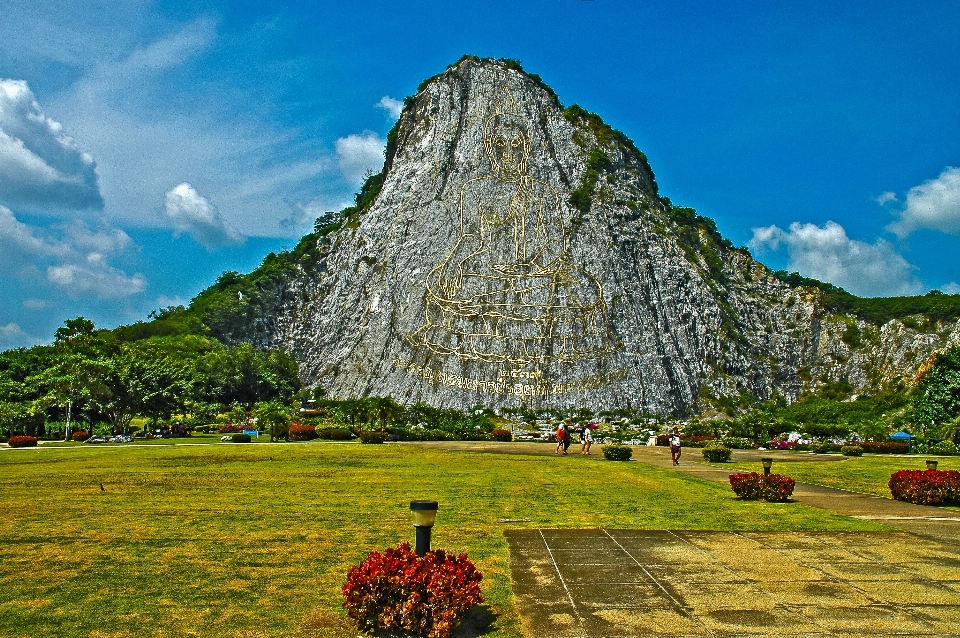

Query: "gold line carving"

xmin=406 ymin=87 xmax=622 ymax=368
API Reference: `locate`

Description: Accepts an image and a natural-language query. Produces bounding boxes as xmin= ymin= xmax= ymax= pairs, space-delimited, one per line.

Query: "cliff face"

xmin=271 ymin=58 xmax=960 ymax=413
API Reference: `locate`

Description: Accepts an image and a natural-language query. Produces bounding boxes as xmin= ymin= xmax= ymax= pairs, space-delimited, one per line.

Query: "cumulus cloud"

xmin=886 ymin=167 xmax=960 ymax=238
xmin=876 ymin=191 xmax=897 ymax=205
xmin=750 ymin=220 xmax=923 ymax=297
xmin=0 ymin=204 xmax=145 ymax=299
xmin=376 ymin=96 xmax=403 ymax=120
xmin=941 ymin=282 xmax=960 ymax=295
xmin=164 ymin=182 xmax=244 ymax=250
xmin=0 ymin=79 xmax=103 ymax=211
xmin=336 ymin=132 xmax=385 ymax=185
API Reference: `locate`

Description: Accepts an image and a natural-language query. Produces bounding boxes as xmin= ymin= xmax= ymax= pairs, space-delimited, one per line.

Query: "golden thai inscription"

xmin=393 ymin=356 xmax=626 ymax=397
xmin=406 ymin=88 xmax=621 ymax=367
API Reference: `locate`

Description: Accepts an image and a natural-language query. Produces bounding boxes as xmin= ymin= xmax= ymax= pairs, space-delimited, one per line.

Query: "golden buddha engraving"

xmin=407 ymin=89 xmax=620 ymax=366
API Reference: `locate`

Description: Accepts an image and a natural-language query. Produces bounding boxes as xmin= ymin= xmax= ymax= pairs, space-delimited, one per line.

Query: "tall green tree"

xmin=914 ymin=346 xmax=960 ymax=435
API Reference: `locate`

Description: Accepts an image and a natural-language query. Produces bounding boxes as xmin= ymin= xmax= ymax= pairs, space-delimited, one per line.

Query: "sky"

xmin=1 ymin=0 xmax=959 ymax=350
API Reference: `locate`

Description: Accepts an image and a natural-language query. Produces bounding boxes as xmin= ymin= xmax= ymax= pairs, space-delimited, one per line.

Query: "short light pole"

xmin=410 ymin=500 xmax=439 ymax=556
xmin=926 ymin=460 xmax=939 ymax=471
xmin=761 ymin=457 xmax=773 ymax=476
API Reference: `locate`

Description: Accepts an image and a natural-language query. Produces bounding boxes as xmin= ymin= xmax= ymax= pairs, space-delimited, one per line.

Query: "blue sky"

xmin=1 ymin=0 xmax=959 ymax=349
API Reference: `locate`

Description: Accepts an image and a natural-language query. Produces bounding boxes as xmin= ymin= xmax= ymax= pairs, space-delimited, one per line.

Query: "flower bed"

xmin=342 ymin=542 xmax=483 ymax=638
xmin=288 ymin=424 xmax=318 ymax=441
xmin=490 ymin=428 xmax=512 ymax=442
xmin=889 ymin=469 xmax=960 ymax=505
xmin=8 ymin=435 xmax=38 ymax=448
xmin=729 ymin=472 xmax=795 ymax=502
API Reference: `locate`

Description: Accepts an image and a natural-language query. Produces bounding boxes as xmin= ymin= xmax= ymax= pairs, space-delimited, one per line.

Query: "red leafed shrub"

xmin=72 ymin=431 xmax=90 ymax=442
xmin=8 ymin=435 xmax=38 ymax=448
xmin=889 ymin=469 xmax=960 ymax=506
xmin=845 ymin=441 xmax=910 ymax=454
xmin=218 ymin=424 xmax=239 ymax=433
xmin=342 ymin=542 xmax=484 ymax=638
xmin=490 ymin=428 xmax=512 ymax=442
xmin=729 ymin=472 xmax=795 ymax=502
xmin=288 ymin=424 xmax=317 ymax=441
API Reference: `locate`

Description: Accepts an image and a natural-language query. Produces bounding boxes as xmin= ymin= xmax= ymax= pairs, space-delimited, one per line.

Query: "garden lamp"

xmin=761 ymin=457 xmax=773 ymax=476
xmin=926 ymin=460 xmax=939 ymax=471
xmin=410 ymin=500 xmax=439 ymax=556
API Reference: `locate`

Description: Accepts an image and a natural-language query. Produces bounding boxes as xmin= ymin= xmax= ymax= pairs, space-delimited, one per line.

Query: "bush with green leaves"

xmin=318 ymin=427 xmax=353 ymax=440
xmin=231 ymin=433 xmax=252 ymax=443
xmin=601 ymin=442 xmax=632 ymax=461
xmin=359 ymin=431 xmax=389 ymax=444
xmin=930 ymin=440 xmax=959 ymax=455
xmin=719 ymin=437 xmax=753 ymax=450
xmin=808 ymin=440 xmax=837 ymax=454
xmin=841 ymin=445 xmax=863 ymax=457
xmin=702 ymin=444 xmax=732 ymax=463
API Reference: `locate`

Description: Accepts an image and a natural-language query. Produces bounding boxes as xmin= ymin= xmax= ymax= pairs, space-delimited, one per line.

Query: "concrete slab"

xmin=506 ymin=529 xmax=960 ymax=637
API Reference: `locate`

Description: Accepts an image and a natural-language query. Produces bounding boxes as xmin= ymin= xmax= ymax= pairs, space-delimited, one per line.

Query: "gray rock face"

xmin=272 ymin=58 xmax=959 ymax=413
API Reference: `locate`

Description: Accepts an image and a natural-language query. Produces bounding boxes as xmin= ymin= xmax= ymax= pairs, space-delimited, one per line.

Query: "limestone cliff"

xmin=266 ymin=57 xmax=960 ymax=413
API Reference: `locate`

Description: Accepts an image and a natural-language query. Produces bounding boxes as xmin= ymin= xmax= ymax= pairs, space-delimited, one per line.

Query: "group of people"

xmin=555 ymin=422 xmax=594 ymax=455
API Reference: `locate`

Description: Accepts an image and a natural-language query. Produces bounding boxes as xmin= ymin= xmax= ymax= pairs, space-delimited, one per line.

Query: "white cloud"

xmin=22 ymin=298 xmax=50 ymax=309
xmin=0 ymin=322 xmax=38 ymax=350
xmin=336 ymin=131 xmax=385 ymax=185
xmin=164 ymin=182 xmax=244 ymax=250
xmin=750 ymin=220 xmax=923 ymax=297
xmin=941 ymin=282 xmax=960 ymax=295
xmin=0 ymin=78 xmax=103 ymax=211
xmin=876 ymin=191 xmax=897 ymax=205
xmin=886 ymin=167 xmax=960 ymax=238
xmin=376 ymin=96 xmax=403 ymax=120
xmin=0 ymin=204 xmax=145 ymax=299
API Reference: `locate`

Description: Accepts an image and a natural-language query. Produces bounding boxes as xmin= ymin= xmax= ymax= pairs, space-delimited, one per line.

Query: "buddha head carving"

xmin=484 ymin=107 xmax=530 ymax=181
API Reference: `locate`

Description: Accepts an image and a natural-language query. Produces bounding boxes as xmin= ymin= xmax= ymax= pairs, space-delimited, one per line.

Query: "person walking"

xmin=669 ymin=427 xmax=682 ymax=465
xmin=580 ymin=423 xmax=594 ymax=455
xmin=563 ymin=420 xmax=572 ymax=454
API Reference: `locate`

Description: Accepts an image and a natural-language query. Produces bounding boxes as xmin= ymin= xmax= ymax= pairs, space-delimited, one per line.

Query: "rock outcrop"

xmin=269 ymin=58 xmax=960 ymax=413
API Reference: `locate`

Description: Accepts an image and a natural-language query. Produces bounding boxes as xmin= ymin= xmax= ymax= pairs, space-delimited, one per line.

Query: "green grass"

xmin=0 ymin=442 xmax=888 ymax=638
xmin=716 ymin=453 xmax=959 ymax=498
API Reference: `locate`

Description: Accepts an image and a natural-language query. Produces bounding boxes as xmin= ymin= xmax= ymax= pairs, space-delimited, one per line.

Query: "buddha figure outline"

xmin=407 ymin=90 xmax=621 ymax=366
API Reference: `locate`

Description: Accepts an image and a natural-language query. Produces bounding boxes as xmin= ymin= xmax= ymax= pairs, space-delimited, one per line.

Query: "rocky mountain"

xmin=258 ymin=57 xmax=960 ymax=413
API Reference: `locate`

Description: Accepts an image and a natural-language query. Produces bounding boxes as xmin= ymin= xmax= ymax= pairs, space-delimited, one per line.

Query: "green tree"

xmin=914 ymin=346 xmax=960 ymax=435
xmin=29 ymin=353 xmax=110 ymax=440
xmin=254 ymin=401 xmax=292 ymax=441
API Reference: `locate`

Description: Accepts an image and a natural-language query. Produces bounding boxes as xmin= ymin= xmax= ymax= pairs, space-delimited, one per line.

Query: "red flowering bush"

xmin=342 ymin=542 xmax=483 ymax=638
xmin=845 ymin=441 xmax=910 ymax=454
xmin=72 ymin=431 xmax=90 ymax=442
xmin=490 ymin=428 xmax=512 ymax=442
xmin=218 ymin=424 xmax=239 ymax=433
xmin=729 ymin=472 xmax=795 ymax=502
xmin=288 ymin=424 xmax=318 ymax=441
xmin=8 ymin=435 xmax=38 ymax=448
xmin=889 ymin=469 xmax=960 ymax=506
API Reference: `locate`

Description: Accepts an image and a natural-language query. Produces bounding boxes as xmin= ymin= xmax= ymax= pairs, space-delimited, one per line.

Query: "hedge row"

xmin=889 ymin=470 xmax=960 ymax=506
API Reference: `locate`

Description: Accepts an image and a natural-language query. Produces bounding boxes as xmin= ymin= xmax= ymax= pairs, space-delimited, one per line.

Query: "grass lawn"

xmin=715 ymin=453 xmax=959 ymax=499
xmin=0 ymin=441 xmax=889 ymax=638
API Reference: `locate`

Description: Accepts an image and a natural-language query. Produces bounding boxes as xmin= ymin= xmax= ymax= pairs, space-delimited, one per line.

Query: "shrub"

xmin=288 ymin=424 xmax=318 ymax=441
xmin=72 ymin=431 xmax=90 ymax=442
xmin=0 ymin=435 xmax=7 ymax=443
xmin=841 ymin=445 xmax=863 ymax=457
xmin=490 ymin=428 xmax=512 ymax=442
xmin=342 ymin=542 xmax=483 ymax=638
xmin=219 ymin=424 xmax=240 ymax=434
xmin=359 ymin=431 xmax=389 ymax=444
xmin=231 ymin=433 xmax=252 ymax=443
xmin=702 ymin=444 xmax=732 ymax=463
xmin=719 ymin=436 xmax=754 ymax=449
xmin=679 ymin=435 xmax=714 ymax=448
xmin=319 ymin=427 xmax=353 ymax=440
xmin=8 ymin=435 xmax=38 ymax=448
xmin=889 ymin=469 xmax=960 ymax=505
xmin=808 ymin=440 xmax=837 ymax=454
xmin=729 ymin=472 xmax=795 ymax=502
xmin=601 ymin=442 xmax=633 ymax=461
xmin=930 ymin=441 xmax=960 ymax=456
xmin=844 ymin=441 xmax=909 ymax=454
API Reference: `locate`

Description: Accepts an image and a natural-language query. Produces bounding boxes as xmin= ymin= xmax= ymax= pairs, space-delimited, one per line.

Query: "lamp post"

xmin=410 ymin=500 xmax=439 ymax=556
xmin=926 ymin=460 xmax=939 ymax=471
xmin=761 ymin=457 xmax=773 ymax=476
